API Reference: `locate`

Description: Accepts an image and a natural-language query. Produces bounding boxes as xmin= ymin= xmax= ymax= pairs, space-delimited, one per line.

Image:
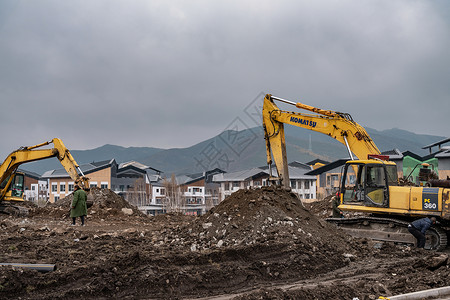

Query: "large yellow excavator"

xmin=0 ymin=138 xmax=89 ymax=214
xmin=263 ymin=94 xmax=450 ymax=250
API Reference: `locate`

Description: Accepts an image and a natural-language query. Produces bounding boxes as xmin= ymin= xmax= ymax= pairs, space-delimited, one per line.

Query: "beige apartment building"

xmin=42 ymin=159 xmax=117 ymax=203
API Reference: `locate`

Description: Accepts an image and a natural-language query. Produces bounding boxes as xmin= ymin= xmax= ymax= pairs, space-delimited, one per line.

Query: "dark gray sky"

xmin=1 ymin=0 xmax=449 ymax=159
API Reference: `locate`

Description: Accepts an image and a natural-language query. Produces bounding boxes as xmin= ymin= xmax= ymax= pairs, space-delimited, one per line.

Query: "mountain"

xmin=21 ymin=127 xmax=446 ymax=176
xmin=24 ymin=144 xmax=164 ymax=175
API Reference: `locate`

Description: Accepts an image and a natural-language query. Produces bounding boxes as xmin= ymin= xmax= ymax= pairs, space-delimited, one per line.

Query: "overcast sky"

xmin=1 ymin=0 xmax=449 ymax=160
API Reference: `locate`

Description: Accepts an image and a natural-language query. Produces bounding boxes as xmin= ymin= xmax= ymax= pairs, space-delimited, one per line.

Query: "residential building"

xmin=18 ymin=169 xmax=43 ymax=203
xmin=177 ymin=168 xmax=224 ymax=215
xmin=422 ymin=138 xmax=450 ymax=180
xmin=213 ymin=168 xmax=269 ymax=201
xmin=42 ymin=159 xmax=150 ymax=203
xmin=42 ymin=159 xmax=118 ymax=203
xmin=436 ymin=149 xmax=450 ymax=179
xmin=213 ymin=164 xmax=316 ymax=201
xmin=305 ymin=159 xmax=349 ymax=199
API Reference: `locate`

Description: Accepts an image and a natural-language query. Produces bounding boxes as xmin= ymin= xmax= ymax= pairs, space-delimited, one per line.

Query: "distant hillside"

xmin=24 ymin=144 xmax=164 ymax=175
xmin=21 ymin=126 xmax=446 ymax=176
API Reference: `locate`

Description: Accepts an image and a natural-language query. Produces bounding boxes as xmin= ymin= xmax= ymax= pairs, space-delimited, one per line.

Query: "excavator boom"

xmin=0 ymin=138 xmax=89 ymax=203
xmin=263 ymin=94 xmax=380 ymax=187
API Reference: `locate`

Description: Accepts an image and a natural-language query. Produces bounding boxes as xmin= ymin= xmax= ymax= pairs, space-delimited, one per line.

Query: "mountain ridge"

xmin=21 ymin=126 xmax=446 ymax=176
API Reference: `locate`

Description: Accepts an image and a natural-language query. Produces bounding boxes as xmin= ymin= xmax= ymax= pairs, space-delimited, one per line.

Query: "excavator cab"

xmin=341 ymin=160 xmax=397 ymax=208
xmin=0 ymin=172 xmax=25 ymax=202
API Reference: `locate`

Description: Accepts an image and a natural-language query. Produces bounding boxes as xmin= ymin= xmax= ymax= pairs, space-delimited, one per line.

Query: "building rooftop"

xmin=213 ymin=165 xmax=316 ymax=182
xmin=422 ymin=138 xmax=450 ymax=153
xmin=41 ymin=159 xmax=116 ymax=178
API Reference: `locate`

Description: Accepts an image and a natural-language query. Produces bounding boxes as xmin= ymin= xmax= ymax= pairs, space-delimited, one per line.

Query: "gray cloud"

xmin=0 ymin=0 xmax=449 ymax=160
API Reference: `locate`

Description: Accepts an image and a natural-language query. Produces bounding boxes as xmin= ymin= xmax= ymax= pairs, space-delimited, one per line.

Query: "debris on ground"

xmin=1 ymin=187 xmax=450 ymax=299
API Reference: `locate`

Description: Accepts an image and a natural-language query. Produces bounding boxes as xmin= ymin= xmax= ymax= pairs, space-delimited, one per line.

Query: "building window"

xmin=305 ymin=194 xmax=310 ymax=199
xmin=290 ymin=180 xmax=296 ymax=189
xmin=160 ymin=188 xmax=165 ymax=195
xmin=90 ymin=184 xmax=97 ymax=188
xmin=224 ymin=182 xmax=230 ymax=190
xmin=68 ymin=184 xmax=74 ymax=192
xmin=101 ymin=183 xmax=108 ymax=189
xmin=52 ymin=184 xmax=57 ymax=192
xmin=54 ymin=196 xmax=60 ymax=202
xmin=232 ymin=182 xmax=240 ymax=188
xmin=32 ymin=186 xmax=36 ymax=191
xmin=304 ymin=180 xmax=310 ymax=189
xmin=330 ymin=175 xmax=339 ymax=186
xmin=60 ymin=183 xmax=66 ymax=192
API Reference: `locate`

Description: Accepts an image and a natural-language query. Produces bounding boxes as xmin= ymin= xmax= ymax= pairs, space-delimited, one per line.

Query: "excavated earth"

xmin=1 ymin=187 xmax=450 ymax=300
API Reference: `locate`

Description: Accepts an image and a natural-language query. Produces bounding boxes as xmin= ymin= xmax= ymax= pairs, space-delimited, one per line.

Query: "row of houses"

xmin=19 ymin=159 xmax=316 ymax=216
xmin=19 ymin=138 xmax=450 ymax=216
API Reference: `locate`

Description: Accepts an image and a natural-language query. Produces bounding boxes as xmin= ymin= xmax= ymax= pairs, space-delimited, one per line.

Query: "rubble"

xmin=1 ymin=187 xmax=450 ymax=299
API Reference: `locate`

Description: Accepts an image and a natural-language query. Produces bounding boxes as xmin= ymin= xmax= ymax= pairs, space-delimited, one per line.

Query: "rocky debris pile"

xmin=157 ymin=186 xmax=365 ymax=281
xmin=29 ymin=188 xmax=147 ymax=220
xmin=186 ymin=186 xmax=352 ymax=250
xmin=4 ymin=185 xmax=450 ymax=299
xmin=304 ymin=194 xmax=334 ymax=218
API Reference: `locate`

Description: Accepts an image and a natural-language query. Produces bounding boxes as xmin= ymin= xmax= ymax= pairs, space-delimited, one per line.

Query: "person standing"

xmin=408 ymin=217 xmax=437 ymax=248
xmin=331 ymin=195 xmax=344 ymax=218
xmin=70 ymin=185 xmax=87 ymax=226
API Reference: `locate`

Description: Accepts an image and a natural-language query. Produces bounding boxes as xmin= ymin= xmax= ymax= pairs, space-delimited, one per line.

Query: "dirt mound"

xmin=4 ymin=186 xmax=450 ymax=299
xmin=190 ymin=186 xmax=351 ymax=249
xmin=29 ymin=188 xmax=147 ymax=221
xmin=304 ymin=194 xmax=334 ymax=218
xmin=180 ymin=186 xmax=362 ymax=281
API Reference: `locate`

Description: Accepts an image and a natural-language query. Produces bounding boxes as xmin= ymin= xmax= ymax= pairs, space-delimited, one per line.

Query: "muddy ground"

xmin=1 ymin=187 xmax=450 ymax=300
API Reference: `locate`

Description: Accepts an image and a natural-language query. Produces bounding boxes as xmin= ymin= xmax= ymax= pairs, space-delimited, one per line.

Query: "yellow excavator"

xmin=263 ymin=94 xmax=450 ymax=250
xmin=0 ymin=138 xmax=89 ymax=215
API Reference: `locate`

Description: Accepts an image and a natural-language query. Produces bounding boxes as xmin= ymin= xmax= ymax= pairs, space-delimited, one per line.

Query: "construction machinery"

xmin=0 ymin=138 xmax=89 ymax=215
xmin=263 ymin=94 xmax=450 ymax=250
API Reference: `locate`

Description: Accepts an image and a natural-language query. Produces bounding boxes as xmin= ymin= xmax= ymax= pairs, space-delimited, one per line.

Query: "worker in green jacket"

xmin=331 ymin=195 xmax=344 ymax=218
xmin=70 ymin=185 xmax=87 ymax=226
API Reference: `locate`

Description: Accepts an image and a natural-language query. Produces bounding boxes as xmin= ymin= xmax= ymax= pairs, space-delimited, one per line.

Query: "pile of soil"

xmin=303 ymin=194 xmax=334 ymax=218
xmin=29 ymin=188 xmax=147 ymax=221
xmin=1 ymin=186 xmax=450 ymax=300
xmin=184 ymin=187 xmax=360 ymax=274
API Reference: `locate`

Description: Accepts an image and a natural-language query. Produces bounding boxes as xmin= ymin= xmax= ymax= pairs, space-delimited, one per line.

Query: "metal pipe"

xmin=77 ymin=166 xmax=86 ymax=177
xmin=0 ymin=263 xmax=56 ymax=273
xmin=343 ymin=135 xmax=355 ymax=160
xmin=270 ymin=96 xmax=297 ymax=106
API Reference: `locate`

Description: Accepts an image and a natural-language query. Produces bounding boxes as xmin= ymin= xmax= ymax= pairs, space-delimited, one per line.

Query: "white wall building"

xmin=212 ymin=165 xmax=317 ymax=201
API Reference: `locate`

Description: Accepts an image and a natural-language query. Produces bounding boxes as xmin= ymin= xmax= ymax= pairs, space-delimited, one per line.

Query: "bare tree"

xmin=163 ymin=174 xmax=182 ymax=213
xmin=127 ymin=177 xmax=147 ymax=207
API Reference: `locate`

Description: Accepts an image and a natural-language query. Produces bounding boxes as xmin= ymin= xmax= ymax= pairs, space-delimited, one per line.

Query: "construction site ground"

xmin=1 ymin=187 xmax=450 ymax=300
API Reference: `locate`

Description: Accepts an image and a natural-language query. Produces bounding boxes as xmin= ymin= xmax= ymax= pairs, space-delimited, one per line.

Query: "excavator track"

xmin=326 ymin=216 xmax=448 ymax=251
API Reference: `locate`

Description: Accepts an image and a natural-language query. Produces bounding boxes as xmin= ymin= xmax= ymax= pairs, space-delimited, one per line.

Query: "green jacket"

xmin=70 ymin=189 xmax=87 ymax=218
xmin=332 ymin=197 xmax=343 ymax=218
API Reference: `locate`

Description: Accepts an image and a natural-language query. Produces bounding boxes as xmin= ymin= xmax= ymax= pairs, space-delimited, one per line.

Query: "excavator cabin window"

xmin=341 ymin=163 xmax=389 ymax=207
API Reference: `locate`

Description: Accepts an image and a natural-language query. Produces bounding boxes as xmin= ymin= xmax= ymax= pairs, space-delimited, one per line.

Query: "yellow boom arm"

xmin=263 ymin=94 xmax=380 ymax=188
xmin=0 ymin=138 xmax=89 ymax=200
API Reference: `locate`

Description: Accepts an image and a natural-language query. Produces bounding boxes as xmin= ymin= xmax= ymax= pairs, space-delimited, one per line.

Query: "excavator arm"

xmin=0 ymin=138 xmax=89 ymax=201
xmin=263 ymin=94 xmax=380 ymax=188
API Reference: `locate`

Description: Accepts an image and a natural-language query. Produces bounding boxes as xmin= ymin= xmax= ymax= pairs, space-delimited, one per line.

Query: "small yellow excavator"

xmin=0 ymin=138 xmax=89 ymax=215
xmin=263 ymin=94 xmax=450 ymax=250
